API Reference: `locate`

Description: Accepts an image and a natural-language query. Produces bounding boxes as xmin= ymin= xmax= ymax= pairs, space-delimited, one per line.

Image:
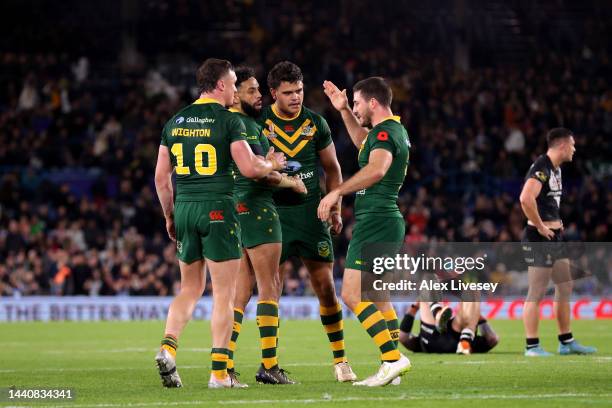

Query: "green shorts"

xmin=235 ymin=198 xmax=282 ymax=248
xmin=277 ymin=201 xmax=334 ymax=263
xmin=174 ymin=199 xmax=242 ymax=263
xmin=345 ymin=215 xmax=405 ymax=271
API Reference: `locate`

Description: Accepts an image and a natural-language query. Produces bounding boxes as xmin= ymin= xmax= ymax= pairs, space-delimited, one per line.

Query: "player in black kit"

xmin=398 ymin=303 xmax=499 ymax=355
xmin=519 ymin=128 xmax=596 ymax=357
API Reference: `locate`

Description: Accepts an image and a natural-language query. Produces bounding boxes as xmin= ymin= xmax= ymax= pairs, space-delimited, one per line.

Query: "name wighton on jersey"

xmin=160 ymin=98 xmax=246 ymax=201
xmin=355 ymin=116 xmax=410 ymax=217
xmin=258 ymin=104 xmax=333 ymax=206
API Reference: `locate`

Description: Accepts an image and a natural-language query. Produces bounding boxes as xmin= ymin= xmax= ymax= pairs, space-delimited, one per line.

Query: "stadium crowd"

xmin=1 ymin=1 xmax=611 ymax=296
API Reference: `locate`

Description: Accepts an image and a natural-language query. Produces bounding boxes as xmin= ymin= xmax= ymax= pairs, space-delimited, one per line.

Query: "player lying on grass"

xmin=227 ymin=66 xmax=306 ymax=387
xmin=154 ymin=59 xmax=287 ymax=389
xmin=399 ymin=302 xmax=499 ymax=355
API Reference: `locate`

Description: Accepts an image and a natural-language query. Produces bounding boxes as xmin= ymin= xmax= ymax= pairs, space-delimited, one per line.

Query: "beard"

xmin=241 ymin=100 xmax=261 ymax=118
xmin=359 ymin=109 xmax=373 ymax=128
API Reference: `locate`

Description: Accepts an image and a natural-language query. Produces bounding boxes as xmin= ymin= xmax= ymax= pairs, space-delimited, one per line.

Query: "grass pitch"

xmin=2 ymin=319 xmax=611 ymax=407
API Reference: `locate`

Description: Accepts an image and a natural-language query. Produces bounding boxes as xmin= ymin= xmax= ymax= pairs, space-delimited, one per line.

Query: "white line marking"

xmin=4 ymin=356 xmax=610 ymax=373
xmin=12 ymin=392 xmax=612 ymax=408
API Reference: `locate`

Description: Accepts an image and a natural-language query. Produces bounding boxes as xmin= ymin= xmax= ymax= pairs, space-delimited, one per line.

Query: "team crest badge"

xmin=535 ymin=171 xmax=548 ymax=183
xmin=301 ymin=125 xmax=315 ymax=140
xmin=176 ymin=241 xmax=183 ymax=254
xmin=317 ymin=241 xmax=331 ymax=257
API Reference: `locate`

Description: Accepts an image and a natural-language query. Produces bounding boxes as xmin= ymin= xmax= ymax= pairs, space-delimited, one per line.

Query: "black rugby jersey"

xmin=524 ymin=154 xmax=563 ymax=221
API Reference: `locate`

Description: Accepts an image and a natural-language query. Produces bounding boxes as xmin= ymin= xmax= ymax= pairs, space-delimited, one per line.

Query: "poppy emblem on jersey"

xmin=209 ymin=210 xmax=224 ymax=221
xmin=236 ymin=203 xmax=249 ymax=214
xmin=377 ymin=131 xmax=389 ymax=141
xmin=284 ymin=125 xmax=295 ymax=132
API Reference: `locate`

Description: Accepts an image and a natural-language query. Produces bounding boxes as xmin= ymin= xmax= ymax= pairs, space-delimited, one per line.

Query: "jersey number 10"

xmin=171 ymin=143 xmax=217 ymax=175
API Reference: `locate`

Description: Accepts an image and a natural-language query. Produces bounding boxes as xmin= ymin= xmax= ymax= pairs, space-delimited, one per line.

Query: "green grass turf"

xmin=1 ymin=319 xmax=611 ymax=407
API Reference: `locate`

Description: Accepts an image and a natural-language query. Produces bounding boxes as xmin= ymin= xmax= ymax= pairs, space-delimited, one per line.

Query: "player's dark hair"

xmin=196 ymin=58 xmax=233 ymax=94
xmin=353 ymin=77 xmax=393 ymax=107
xmin=235 ymin=66 xmax=256 ymax=89
xmin=547 ymin=127 xmax=573 ymax=148
xmin=267 ymin=61 xmax=303 ymax=89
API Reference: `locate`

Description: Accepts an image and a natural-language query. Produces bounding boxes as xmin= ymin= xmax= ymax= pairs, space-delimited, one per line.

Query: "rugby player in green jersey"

xmin=154 ymin=59 xmax=287 ymax=389
xmin=319 ymin=77 xmax=411 ymax=386
xmin=227 ymin=66 xmax=306 ymax=386
xmin=255 ymin=61 xmax=357 ymax=382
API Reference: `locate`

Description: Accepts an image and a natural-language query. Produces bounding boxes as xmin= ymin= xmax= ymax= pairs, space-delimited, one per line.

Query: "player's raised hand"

xmin=290 ymin=176 xmax=308 ymax=194
xmin=266 ymin=147 xmax=287 ymax=170
xmin=318 ymin=190 xmax=341 ymax=221
xmin=323 ymin=81 xmax=349 ymax=112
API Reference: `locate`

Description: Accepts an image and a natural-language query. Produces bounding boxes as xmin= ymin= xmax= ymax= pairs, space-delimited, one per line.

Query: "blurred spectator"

xmin=0 ymin=1 xmax=610 ymax=296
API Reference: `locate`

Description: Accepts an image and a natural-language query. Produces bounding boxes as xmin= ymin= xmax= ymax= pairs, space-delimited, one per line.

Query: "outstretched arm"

xmin=231 ymin=143 xmax=286 ymax=179
xmin=261 ymin=171 xmax=307 ymax=194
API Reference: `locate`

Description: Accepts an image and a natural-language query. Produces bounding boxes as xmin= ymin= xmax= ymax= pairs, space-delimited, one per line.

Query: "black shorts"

xmin=418 ymin=321 xmax=494 ymax=354
xmin=472 ymin=335 xmax=495 ymax=353
xmin=521 ymin=225 xmax=567 ymax=268
xmin=418 ymin=321 xmax=458 ymax=353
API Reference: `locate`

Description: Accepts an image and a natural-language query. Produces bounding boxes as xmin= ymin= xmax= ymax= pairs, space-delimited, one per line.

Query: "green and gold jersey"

xmin=355 ymin=116 xmax=410 ymax=217
xmin=230 ymin=109 xmax=274 ymax=202
xmin=259 ymin=104 xmax=332 ymax=207
xmin=160 ymin=98 xmax=246 ymax=201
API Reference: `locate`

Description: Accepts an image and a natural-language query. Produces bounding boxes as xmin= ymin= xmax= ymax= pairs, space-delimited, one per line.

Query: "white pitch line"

xmin=45 ymin=348 xmax=219 ymax=354
xmin=10 ymin=392 xmax=612 ymax=408
xmin=3 ymin=356 xmax=610 ymax=373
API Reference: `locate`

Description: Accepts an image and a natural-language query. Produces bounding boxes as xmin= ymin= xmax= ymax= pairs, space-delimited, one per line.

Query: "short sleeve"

xmin=227 ymin=113 xmax=247 ymax=143
xmin=525 ymin=159 xmax=549 ymax=184
xmin=315 ymin=116 xmax=333 ymax=151
xmin=247 ymin=132 xmax=265 ymax=156
xmin=369 ymin=128 xmax=397 ymax=155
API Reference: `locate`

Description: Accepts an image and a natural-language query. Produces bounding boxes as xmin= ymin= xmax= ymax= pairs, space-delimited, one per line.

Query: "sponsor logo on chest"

xmin=187 ymin=117 xmax=215 ymax=124
xmin=548 ymin=171 xmax=562 ymax=191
